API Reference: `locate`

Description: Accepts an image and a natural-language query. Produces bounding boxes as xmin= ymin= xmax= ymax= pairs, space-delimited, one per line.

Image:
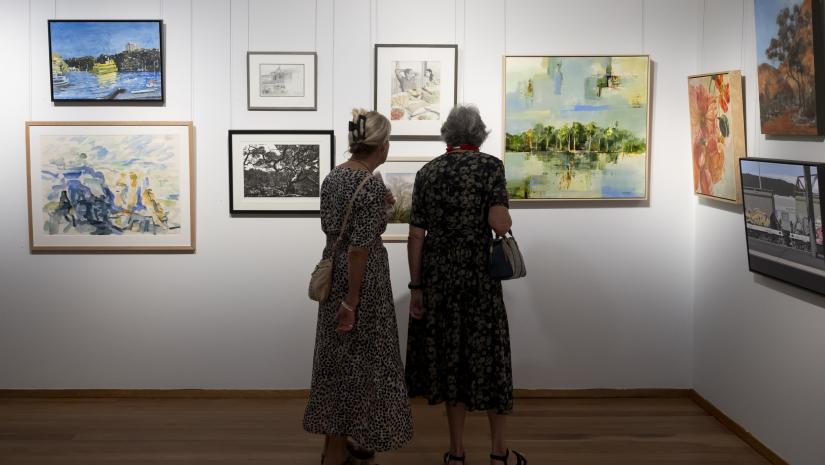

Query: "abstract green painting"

xmin=504 ymin=55 xmax=650 ymax=201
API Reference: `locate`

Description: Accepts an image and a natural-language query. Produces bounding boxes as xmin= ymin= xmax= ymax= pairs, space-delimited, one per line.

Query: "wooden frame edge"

xmin=690 ymin=390 xmax=790 ymax=465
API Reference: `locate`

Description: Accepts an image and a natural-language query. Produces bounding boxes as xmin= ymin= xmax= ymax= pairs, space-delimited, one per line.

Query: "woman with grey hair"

xmin=405 ymin=105 xmax=527 ymax=465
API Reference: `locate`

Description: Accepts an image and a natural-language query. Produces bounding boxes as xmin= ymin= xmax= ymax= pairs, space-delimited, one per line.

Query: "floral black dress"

xmin=304 ymin=167 xmax=413 ymax=452
xmin=405 ymin=150 xmax=514 ymax=414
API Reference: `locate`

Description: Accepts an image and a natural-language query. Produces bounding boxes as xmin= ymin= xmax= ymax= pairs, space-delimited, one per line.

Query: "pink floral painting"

xmin=688 ymin=70 xmax=746 ymax=203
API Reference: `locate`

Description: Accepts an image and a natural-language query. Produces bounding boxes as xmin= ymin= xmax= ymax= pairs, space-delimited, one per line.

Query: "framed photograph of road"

xmin=740 ymin=157 xmax=825 ymax=296
xmin=228 ymin=130 xmax=334 ymax=213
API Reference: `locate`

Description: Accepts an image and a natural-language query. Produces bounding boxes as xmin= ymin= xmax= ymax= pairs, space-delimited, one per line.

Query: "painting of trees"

xmin=242 ymin=144 xmax=320 ymax=197
xmin=756 ymin=0 xmax=820 ymax=135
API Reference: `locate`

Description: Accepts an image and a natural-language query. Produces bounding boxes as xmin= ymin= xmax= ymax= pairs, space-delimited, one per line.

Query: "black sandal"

xmin=444 ymin=451 xmax=466 ymax=464
xmin=490 ymin=449 xmax=527 ymax=465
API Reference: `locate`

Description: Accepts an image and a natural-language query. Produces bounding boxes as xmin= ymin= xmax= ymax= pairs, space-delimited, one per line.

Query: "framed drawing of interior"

xmin=688 ymin=70 xmax=746 ymax=203
xmin=247 ymin=52 xmax=317 ymax=110
xmin=26 ymin=122 xmax=195 ymax=252
xmin=503 ymin=55 xmax=651 ymax=201
xmin=48 ymin=20 xmax=164 ymax=102
xmin=740 ymin=158 xmax=825 ymax=296
xmin=229 ymin=130 xmax=333 ymax=213
xmin=378 ymin=157 xmax=430 ymax=241
xmin=754 ymin=0 xmax=824 ymax=135
xmin=374 ymin=44 xmax=458 ymax=140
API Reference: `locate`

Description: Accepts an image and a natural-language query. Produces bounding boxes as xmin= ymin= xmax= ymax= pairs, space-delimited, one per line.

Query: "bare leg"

xmin=323 ymin=435 xmax=348 ymax=465
xmin=488 ymin=411 xmax=510 ymax=464
xmin=446 ymin=403 xmax=467 ymax=463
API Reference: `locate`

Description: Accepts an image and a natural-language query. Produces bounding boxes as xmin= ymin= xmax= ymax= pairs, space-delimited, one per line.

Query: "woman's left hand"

xmin=409 ymin=289 xmax=424 ymax=319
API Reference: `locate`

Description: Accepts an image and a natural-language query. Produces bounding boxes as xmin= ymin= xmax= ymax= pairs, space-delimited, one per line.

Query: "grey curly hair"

xmin=440 ymin=105 xmax=489 ymax=147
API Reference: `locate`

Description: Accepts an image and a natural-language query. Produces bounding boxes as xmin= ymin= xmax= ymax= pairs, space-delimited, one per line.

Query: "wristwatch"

xmin=408 ymin=282 xmax=423 ymax=290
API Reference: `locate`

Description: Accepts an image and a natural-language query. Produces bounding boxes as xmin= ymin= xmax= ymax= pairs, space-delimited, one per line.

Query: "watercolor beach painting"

xmin=688 ymin=70 xmax=746 ymax=203
xmin=26 ymin=122 xmax=194 ymax=251
xmin=48 ymin=20 xmax=163 ymax=102
xmin=504 ymin=56 xmax=650 ymax=201
xmin=754 ymin=0 xmax=821 ymax=135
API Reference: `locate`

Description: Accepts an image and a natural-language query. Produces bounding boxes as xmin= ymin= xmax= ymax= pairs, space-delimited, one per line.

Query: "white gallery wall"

xmin=0 ymin=0 xmax=696 ymax=391
xmin=694 ymin=1 xmax=825 ymax=464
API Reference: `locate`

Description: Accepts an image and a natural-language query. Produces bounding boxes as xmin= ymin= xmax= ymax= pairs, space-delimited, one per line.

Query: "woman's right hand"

xmin=336 ymin=302 xmax=356 ymax=333
xmin=409 ymin=289 xmax=424 ymax=319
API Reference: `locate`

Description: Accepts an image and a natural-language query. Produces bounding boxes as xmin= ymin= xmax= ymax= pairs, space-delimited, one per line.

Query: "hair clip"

xmin=349 ymin=114 xmax=367 ymax=142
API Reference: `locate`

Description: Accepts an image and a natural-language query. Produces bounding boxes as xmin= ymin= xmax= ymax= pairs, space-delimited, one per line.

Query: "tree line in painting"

xmin=53 ymin=48 xmax=162 ymax=74
xmin=505 ymin=121 xmax=646 ymax=154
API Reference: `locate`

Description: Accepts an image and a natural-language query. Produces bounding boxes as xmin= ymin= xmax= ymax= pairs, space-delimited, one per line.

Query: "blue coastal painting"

xmin=27 ymin=123 xmax=194 ymax=251
xmin=504 ymin=56 xmax=650 ymax=200
xmin=48 ymin=20 xmax=163 ymax=102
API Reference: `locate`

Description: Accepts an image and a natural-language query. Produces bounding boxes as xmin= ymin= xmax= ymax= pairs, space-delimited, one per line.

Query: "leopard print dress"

xmin=303 ymin=166 xmax=414 ymax=452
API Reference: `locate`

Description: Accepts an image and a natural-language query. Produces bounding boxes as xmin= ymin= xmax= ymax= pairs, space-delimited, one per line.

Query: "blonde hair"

xmin=348 ymin=108 xmax=391 ymax=157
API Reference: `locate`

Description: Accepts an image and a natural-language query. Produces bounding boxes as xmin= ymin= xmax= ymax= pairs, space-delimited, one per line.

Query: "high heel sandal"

xmin=490 ymin=449 xmax=527 ymax=465
xmin=444 ymin=451 xmax=466 ymax=464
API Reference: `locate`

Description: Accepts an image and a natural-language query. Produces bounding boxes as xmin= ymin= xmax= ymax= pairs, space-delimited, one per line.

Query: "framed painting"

xmin=503 ymin=55 xmax=651 ymax=201
xmin=740 ymin=158 xmax=825 ymax=296
xmin=26 ymin=122 xmax=195 ymax=252
xmin=377 ymin=157 xmax=430 ymax=241
xmin=247 ymin=52 xmax=317 ymax=110
xmin=374 ymin=44 xmax=458 ymax=140
xmin=688 ymin=70 xmax=746 ymax=203
xmin=229 ymin=130 xmax=334 ymax=213
xmin=48 ymin=20 xmax=164 ymax=102
xmin=754 ymin=0 xmax=824 ymax=135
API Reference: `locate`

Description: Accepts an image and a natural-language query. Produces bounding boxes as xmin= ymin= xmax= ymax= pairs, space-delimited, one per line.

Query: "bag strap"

xmin=331 ymin=173 xmax=373 ymax=253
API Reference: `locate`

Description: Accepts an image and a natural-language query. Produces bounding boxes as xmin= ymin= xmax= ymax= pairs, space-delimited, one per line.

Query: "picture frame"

xmin=374 ymin=44 xmax=458 ymax=141
xmin=378 ymin=157 xmax=431 ymax=241
xmin=502 ymin=55 xmax=651 ymax=202
xmin=688 ymin=70 xmax=746 ymax=204
xmin=754 ymin=0 xmax=825 ymax=136
xmin=228 ymin=130 xmax=334 ymax=213
xmin=48 ymin=20 xmax=165 ymax=103
xmin=740 ymin=157 xmax=825 ymax=296
xmin=26 ymin=121 xmax=195 ymax=252
xmin=247 ymin=52 xmax=317 ymax=111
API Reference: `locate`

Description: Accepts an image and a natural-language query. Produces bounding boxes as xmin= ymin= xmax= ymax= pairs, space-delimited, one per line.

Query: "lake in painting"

xmin=49 ymin=20 xmax=163 ymax=101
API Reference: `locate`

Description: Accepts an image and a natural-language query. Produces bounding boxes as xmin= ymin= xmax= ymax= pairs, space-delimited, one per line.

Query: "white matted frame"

xmin=247 ymin=52 xmax=317 ymax=111
xmin=379 ymin=157 xmax=431 ymax=241
xmin=26 ymin=121 xmax=195 ymax=252
xmin=229 ymin=130 xmax=334 ymax=213
xmin=374 ymin=44 xmax=458 ymax=141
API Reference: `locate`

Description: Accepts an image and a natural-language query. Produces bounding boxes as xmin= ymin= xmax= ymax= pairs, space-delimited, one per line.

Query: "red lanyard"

xmin=446 ymin=144 xmax=479 ymax=153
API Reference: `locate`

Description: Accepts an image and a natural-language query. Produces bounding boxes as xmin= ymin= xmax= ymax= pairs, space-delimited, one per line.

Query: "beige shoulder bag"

xmin=308 ymin=174 xmax=373 ymax=303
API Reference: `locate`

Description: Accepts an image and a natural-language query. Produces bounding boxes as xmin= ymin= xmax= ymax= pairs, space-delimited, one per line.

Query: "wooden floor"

xmin=0 ymin=397 xmax=771 ymax=465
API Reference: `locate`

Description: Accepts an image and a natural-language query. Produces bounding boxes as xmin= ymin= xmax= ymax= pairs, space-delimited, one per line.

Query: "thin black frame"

xmin=48 ymin=19 xmax=165 ymax=104
xmin=373 ymin=44 xmax=458 ymax=141
xmin=228 ymin=130 xmax=335 ymax=214
xmin=246 ymin=51 xmax=318 ymax=111
xmin=739 ymin=157 xmax=825 ymax=296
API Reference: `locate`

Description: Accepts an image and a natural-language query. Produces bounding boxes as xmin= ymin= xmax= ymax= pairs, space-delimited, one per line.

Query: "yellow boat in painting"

xmin=92 ymin=59 xmax=117 ymax=75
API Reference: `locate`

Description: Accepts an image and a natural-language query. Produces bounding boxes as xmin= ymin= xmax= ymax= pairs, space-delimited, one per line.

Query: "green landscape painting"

xmin=504 ymin=56 xmax=650 ymax=200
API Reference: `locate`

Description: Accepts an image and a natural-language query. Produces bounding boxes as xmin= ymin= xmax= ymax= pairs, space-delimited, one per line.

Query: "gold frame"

xmin=380 ymin=156 xmax=433 ymax=242
xmin=501 ymin=54 xmax=652 ymax=203
xmin=687 ymin=69 xmax=746 ymax=205
xmin=25 ymin=121 xmax=196 ymax=252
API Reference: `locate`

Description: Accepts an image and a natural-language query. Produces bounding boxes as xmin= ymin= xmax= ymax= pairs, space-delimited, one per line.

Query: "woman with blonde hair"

xmin=304 ymin=109 xmax=413 ymax=465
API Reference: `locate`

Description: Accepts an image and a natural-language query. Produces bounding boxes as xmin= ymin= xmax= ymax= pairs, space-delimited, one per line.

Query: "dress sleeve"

xmin=349 ymin=178 xmax=386 ymax=248
xmin=489 ymin=158 xmax=510 ymax=208
xmin=409 ymin=170 xmax=428 ymax=229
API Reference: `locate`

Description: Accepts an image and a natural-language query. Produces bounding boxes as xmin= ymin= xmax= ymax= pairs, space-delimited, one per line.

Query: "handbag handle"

xmin=330 ymin=174 xmax=373 ymax=253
